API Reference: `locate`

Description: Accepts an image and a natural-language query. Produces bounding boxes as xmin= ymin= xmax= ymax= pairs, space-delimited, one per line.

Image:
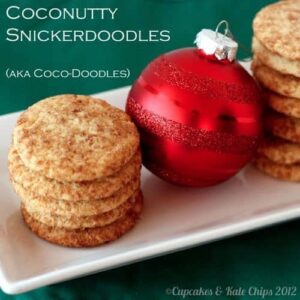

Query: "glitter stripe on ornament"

xmin=127 ymin=97 xmax=259 ymax=155
xmin=151 ymin=56 xmax=260 ymax=104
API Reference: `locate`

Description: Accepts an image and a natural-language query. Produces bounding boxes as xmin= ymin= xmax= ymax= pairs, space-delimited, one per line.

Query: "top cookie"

xmin=253 ymin=0 xmax=300 ymax=61
xmin=13 ymin=95 xmax=140 ymax=182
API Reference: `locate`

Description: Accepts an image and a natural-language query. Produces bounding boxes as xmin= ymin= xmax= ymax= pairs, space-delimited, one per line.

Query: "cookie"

xmin=264 ymin=89 xmax=300 ymax=118
xmin=9 ymin=146 xmax=141 ymax=201
xmin=12 ymin=177 xmax=140 ymax=217
xmin=23 ymin=191 xmax=139 ymax=230
xmin=265 ymin=110 xmax=300 ymax=144
xmin=252 ymin=57 xmax=300 ymax=99
xmin=258 ymin=135 xmax=300 ymax=165
xmin=253 ymin=0 xmax=300 ymax=61
xmin=254 ymin=155 xmax=300 ymax=182
xmin=252 ymin=36 xmax=300 ymax=77
xmin=21 ymin=192 xmax=143 ymax=247
xmin=13 ymin=94 xmax=140 ymax=182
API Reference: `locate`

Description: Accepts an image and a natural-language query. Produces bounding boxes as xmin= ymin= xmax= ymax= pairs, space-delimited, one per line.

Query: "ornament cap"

xmin=194 ymin=20 xmax=238 ymax=62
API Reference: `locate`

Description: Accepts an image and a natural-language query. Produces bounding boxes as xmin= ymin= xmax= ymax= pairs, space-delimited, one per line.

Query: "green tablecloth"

xmin=1 ymin=0 xmax=300 ymax=299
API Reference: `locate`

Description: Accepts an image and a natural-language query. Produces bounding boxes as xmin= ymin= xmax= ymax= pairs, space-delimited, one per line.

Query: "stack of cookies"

xmin=9 ymin=94 xmax=143 ymax=247
xmin=252 ymin=0 xmax=300 ymax=181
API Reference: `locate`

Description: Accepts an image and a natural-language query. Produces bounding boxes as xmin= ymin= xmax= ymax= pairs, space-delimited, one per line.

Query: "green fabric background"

xmin=1 ymin=0 xmax=300 ymax=299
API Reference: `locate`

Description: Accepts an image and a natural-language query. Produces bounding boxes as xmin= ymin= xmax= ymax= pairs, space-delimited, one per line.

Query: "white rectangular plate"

xmin=1 ymin=64 xmax=300 ymax=295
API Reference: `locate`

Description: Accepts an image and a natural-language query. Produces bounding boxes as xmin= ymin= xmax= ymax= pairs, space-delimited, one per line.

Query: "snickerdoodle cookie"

xmin=265 ymin=111 xmax=300 ymax=144
xmin=252 ymin=37 xmax=300 ymax=77
xmin=9 ymin=146 xmax=141 ymax=201
xmin=253 ymin=0 xmax=300 ymax=62
xmin=252 ymin=58 xmax=300 ymax=99
xmin=13 ymin=94 xmax=140 ymax=182
xmin=21 ymin=192 xmax=143 ymax=248
xmin=23 ymin=191 xmax=140 ymax=230
xmin=254 ymin=155 xmax=300 ymax=182
xmin=12 ymin=177 xmax=140 ymax=217
xmin=257 ymin=135 xmax=300 ymax=165
xmin=264 ymin=90 xmax=300 ymax=119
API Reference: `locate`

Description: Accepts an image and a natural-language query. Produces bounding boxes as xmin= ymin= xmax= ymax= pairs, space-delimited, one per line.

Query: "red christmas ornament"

xmin=126 ymin=21 xmax=262 ymax=187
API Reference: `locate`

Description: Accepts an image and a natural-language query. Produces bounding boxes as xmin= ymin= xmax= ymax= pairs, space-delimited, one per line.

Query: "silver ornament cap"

xmin=194 ymin=20 xmax=238 ymax=62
